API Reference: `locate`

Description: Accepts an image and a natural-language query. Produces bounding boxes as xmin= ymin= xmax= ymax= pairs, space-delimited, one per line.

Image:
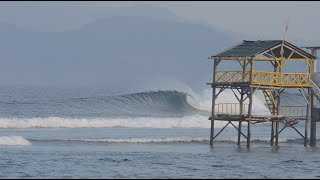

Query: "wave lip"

xmin=0 ymin=136 xmax=31 ymax=146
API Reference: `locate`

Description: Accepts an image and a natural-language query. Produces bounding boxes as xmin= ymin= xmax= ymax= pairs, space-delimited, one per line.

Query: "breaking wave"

xmin=0 ymin=90 xmax=207 ymax=118
xmin=0 ymin=89 xmax=302 ymax=129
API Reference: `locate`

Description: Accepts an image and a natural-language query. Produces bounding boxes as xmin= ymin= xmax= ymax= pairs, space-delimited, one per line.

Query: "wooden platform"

xmin=209 ymin=114 xmax=300 ymax=125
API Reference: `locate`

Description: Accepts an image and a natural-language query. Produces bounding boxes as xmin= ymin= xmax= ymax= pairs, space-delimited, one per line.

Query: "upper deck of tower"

xmin=208 ymin=40 xmax=316 ymax=88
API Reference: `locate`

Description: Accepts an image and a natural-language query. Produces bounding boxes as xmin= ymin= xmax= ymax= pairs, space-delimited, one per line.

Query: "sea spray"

xmin=186 ymin=88 xmax=270 ymax=115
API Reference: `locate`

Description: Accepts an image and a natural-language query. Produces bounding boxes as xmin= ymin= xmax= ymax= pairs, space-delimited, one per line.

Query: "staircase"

xmin=262 ymin=89 xmax=278 ymax=115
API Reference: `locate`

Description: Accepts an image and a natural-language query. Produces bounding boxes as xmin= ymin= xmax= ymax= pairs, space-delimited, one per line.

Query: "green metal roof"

xmin=210 ymin=40 xmax=316 ymax=59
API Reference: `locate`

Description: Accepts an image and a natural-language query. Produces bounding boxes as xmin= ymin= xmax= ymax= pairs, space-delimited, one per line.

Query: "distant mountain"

xmin=0 ymin=3 xmax=181 ymax=32
xmin=0 ymin=16 xmax=234 ymax=91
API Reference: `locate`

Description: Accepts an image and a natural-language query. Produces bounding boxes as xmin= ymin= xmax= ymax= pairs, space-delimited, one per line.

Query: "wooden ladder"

xmin=262 ymin=89 xmax=278 ymax=115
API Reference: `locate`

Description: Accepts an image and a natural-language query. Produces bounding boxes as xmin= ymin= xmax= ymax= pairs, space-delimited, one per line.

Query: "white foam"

xmin=186 ymin=88 xmax=212 ymax=112
xmin=55 ymin=136 xmax=291 ymax=144
xmin=0 ymin=115 xmax=229 ymax=129
xmin=186 ymin=88 xmax=270 ymax=115
xmin=79 ymin=136 xmax=209 ymax=143
xmin=0 ymin=136 xmax=31 ymax=146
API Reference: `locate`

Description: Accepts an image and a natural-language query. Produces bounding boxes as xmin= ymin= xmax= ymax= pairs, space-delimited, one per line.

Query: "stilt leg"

xmin=247 ymin=87 xmax=253 ymax=149
xmin=237 ymin=120 xmax=242 ymax=145
xmin=275 ymin=121 xmax=279 ymax=147
xmin=271 ymin=121 xmax=275 ymax=146
xmin=210 ymin=120 xmax=214 ymax=146
xmin=247 ymin=121 xmax=251 ymax=148
xmin=305 ymin=88 xmax=311 ymax=147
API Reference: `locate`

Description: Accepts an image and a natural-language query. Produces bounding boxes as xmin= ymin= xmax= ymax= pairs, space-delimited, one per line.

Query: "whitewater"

xmin=0 ymin=87 xmax=274 ymax=129
xmin=1 ymin=86 xmax=320 ymax=179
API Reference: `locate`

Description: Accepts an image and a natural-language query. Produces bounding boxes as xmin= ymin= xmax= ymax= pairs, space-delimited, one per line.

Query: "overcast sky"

xmin=146 ymin=1 xmax=320 ymax=42
xmin=0 ymin=1 xmax=319 ymax=44
xmin=0 ymin=1 xmax=318 ymax=88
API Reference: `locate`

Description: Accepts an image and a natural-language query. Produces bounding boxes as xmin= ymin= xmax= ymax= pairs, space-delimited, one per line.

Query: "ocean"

xmin=0 ymin=85 xmax=320 ymax=179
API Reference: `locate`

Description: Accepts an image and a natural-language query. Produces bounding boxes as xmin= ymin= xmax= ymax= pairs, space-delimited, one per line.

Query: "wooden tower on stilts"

xmin=303 ymin=46 xmax=320 ymax=146
xmin=207 ymin=40 xmax=318 ymax=148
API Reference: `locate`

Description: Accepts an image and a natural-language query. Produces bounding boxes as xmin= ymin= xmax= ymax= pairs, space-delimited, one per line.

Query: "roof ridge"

xmin=209 ymin=40 xmax=316 ymax=59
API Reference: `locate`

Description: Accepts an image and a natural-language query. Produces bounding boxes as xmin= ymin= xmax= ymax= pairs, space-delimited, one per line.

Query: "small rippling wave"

xmin=27 ymin=136 xmax=312 ymax=144
xmin=0 ymin=136 xmax=31 ymax=146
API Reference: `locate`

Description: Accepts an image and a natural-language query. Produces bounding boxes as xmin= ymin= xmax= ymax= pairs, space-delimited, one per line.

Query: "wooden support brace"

xmin=230 ymin=121 xmax=247 ymax=139
xmin=271 ymin=124 xmax=287 ymax=142
xmin=212 ymin=122 xmax=231 ymax=140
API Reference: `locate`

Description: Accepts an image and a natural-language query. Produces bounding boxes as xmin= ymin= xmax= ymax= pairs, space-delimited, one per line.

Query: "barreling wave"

xmin=93 ymin=90 xmax=206 ymax=116
xmin=0 ymin=90 xmax=208 ymax=118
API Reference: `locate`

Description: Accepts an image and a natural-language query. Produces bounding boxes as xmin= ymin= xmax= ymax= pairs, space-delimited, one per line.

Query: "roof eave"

xmin=284 ymin=41 xmax=317 ymax=59
xmin=209 ymin=56 xmax=254 ymax=60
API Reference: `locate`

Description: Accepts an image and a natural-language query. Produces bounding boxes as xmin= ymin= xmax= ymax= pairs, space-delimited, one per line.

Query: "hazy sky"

xmin=0 ymin=1 xmax=318 ymax=88
xmin=0 ymin=1 xmax=319 ymax=43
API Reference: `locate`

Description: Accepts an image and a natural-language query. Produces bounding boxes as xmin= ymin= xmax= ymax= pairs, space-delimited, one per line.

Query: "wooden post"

xmin=271 ymin=60 xmax=278 ymax=146
xmin=275 ymin=121 xmax=279 ymax=146
xmin=305 ymin=88 xmax=311 ymax=147
xmin=247 ymin=58 xmax=254 ymax=148
xmin=271 ymin=121 xmax=275 ymax=146
xmin=276 ymin=59 xmax=281 ymax=147
xmin=310 ymin=91 xmax=316 ymax=146
xmin=210 ymin=60 xmax=218 ymax=146
xmin=276 ymin=89 xmax=281 ymax=147
xmin=276 ymin=57 xmax=282 ymax=146
xmin=247 ymin=87 xmax=253 ymax=148
xmin=311 ymin=49 xmax=317 ymax=147
xmin=238 ymin=90 xmax=244 ymax=145
xmin=238 ymin=58 xmax=246 ymax=145
xmin=210 ymin=88 xmax=216 ymax=146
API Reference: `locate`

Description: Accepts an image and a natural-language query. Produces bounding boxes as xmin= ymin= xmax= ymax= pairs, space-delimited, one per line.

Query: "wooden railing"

xmin=279 ymin=106 xmax=306 ymax=117
xmin=214 ymin=71 xmax=311 ymax=87
xmin=251 ymin=71 xmax=278 ymax=85
xmin=215 ymin=71 xmax=250 ymax=83
xmin=215 ymin=103 xmax=248 ymax=115
xmin=281 ymin=73 xmax=310 ymax=86
xmin=252 ymin=71 xmax=311 ymax=87
xmin=252 ymin=71 xmax=310 ymax=87
xmin=215 ymin=103 xmax=306 ymax=118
